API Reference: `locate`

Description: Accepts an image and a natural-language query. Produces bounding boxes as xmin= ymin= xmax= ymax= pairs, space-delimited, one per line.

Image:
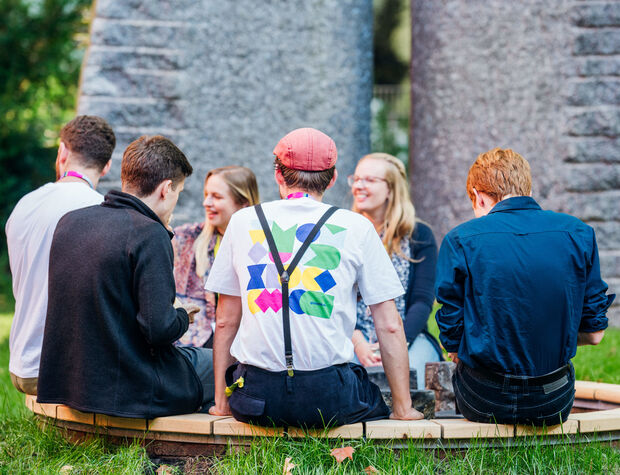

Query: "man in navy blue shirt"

xmin=435 ymin=148 xmax=615 ymax=426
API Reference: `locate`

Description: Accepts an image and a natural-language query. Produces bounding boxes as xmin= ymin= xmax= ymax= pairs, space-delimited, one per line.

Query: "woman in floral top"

xmin=173 ymin=166 xmax=259 ymax=347
xmin=349 ymin=153 xmax=442 ymax=389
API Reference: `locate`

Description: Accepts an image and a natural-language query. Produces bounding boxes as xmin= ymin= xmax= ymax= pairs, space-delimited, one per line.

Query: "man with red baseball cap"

xmin=206 ymin=127 xmax=422 ymax=427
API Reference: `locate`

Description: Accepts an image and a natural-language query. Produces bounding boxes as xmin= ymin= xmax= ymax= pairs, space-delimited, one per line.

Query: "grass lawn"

xmin=1 ymin=311 xmax=619 ymax=473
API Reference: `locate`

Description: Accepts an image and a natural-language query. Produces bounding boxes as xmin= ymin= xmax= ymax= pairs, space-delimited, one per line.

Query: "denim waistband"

xmin=462 ymin=362 xmax=572 ymax=387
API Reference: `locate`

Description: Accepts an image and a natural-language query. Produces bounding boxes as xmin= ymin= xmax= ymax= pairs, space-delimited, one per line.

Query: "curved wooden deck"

xmin=25 ymin=381 xmax=620 ymax=455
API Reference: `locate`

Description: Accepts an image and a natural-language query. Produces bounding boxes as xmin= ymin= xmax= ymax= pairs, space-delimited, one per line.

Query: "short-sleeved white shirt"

xmin=206 ymin=197 xmax=404 ymax=371
xmin=6 ymin=182 xmax=104 ymax=378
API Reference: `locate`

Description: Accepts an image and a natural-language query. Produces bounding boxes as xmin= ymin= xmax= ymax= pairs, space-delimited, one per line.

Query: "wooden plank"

xmin=438 ymin=419 xmax=514 ymax=439
xmin=95 ymin=413 xmax=147 ymax=430
xmin=286 ymin=423 xmax=363 ymax=439
xmin=24 ymin=394 xmax=35 ymax=411
xmin=515 ymin=419 xmax=578 ymax=436
xmin=31 ymin=400 xmax=58 ymax=418
xmin=594 ymin=385 xmax=620 ymax=404
xmin=212 ymin=418 xmax=284 ymax=437
xmin=57 ymin=405 xmax=95 ymax=425
xmin=148 ymin=413 xmax=228 ymax=435
xmin=365 ymin=419 xmax=441 ymax=439
xmin=574 ymin=381 xmax=599 ymax=400
xmin=570 ymin=408 xmax=620 ymax=433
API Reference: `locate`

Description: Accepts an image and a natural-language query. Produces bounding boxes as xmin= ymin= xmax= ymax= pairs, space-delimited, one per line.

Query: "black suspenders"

xmin=254 ymin=203 xmax=338 ymax=377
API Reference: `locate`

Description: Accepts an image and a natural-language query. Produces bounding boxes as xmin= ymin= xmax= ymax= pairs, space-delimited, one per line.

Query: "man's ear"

xmin=472 ymin=187 xmax=484 ymax=209
xmin=100 ymin=159 xmax=112 ymax=178
xmin=326 ymin=168 xmax=338 ymax=190
xmin=274 ymin=166 xmax=285 ymax=186
xmin=157 ymin=179 xmax=173 ymax=201
xmin=57 ymin=141 xmax=69 ymax=165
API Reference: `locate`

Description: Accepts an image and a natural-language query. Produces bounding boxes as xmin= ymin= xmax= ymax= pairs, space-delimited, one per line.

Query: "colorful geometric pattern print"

xmin=246 ymin=219 xmax=347 ymax=319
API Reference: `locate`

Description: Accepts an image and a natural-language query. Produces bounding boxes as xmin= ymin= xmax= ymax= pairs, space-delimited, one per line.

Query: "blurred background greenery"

xmin=0 ymin=0 xmax=411 ymax=312
xmin=0 ymin=0 xmax=93 ymax=311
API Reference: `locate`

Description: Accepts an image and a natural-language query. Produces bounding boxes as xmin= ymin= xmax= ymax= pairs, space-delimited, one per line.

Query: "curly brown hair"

xmin=59 ymin=116 xmax=116 ymax=171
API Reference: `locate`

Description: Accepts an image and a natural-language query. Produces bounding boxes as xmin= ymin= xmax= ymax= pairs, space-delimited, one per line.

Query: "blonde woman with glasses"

xmin=349 ymin=153 xmax=442 ymax=389
xmin=173 ymin=166 xmax=259 ymax=348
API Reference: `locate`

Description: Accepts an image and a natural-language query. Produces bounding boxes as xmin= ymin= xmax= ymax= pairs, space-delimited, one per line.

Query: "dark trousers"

xmin=453 ymin=361 xmax=575 ymax=426
xmin=226 ymin=362 xmax=389 ymax=428
xmin=177 ymin=347 xmax=215 ymax=411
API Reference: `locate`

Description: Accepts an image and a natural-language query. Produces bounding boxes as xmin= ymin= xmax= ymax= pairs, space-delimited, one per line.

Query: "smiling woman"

xmin=172 ymin=167 xmax=259 ymax=348
xmin=350 ymin=153 xmax=443 ymax=390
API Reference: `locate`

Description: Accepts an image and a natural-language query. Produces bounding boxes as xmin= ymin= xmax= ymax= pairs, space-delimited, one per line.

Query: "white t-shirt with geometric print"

xmin=206 ymin=197 xmax=404 ymax=371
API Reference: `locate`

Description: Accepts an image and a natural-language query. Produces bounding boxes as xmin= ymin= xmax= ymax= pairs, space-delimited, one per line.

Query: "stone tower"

xmin=410 ymin=0 xmax=619 ymax=325
xmin=78 ymin=0 xmax=373 ymax=223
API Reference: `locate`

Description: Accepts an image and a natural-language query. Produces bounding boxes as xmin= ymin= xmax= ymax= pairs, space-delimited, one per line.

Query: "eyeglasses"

xmin=347 ymin=175 xmax=388 ymax=187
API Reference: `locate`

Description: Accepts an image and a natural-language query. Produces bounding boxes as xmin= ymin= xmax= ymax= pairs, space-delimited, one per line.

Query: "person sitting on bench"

xmin=435 ymin=148 xmax=615 ymax=426
xmin=206 ymin=128 xmax=423 ymax=427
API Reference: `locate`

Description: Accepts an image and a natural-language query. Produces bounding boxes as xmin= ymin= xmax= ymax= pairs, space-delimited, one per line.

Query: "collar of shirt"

xmin=488 ymin=196 xmax=541 ymax=215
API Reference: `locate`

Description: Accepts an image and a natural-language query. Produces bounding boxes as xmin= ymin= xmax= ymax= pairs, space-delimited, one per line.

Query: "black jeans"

xmin=453 ymin=361 xmax=575 ymax=426
xmin=226 ymin=362 xmax=389 ymax=428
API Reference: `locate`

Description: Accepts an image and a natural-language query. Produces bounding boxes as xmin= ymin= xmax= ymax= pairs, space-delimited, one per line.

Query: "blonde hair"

xmin=194 ymin=166 xmax=259 ymax=277
xmin=466 ymin=148 xmax=531 ymax=204
xmin=352 ymin=153 xmax=416 ymax=258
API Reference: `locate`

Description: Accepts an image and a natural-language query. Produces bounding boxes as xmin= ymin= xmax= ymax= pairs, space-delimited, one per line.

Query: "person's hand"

xmin=448 ymin=352 xmax=460 ymax=365
xmin=180 ymin=303 xmax=200 ymax=324
xmin=389 ymin=406 xmax=424 ymax=420
xmin=209 ymin=398 xmax=232 ymax=416
xmin=354 ymin=340 xmax=382 ymax=367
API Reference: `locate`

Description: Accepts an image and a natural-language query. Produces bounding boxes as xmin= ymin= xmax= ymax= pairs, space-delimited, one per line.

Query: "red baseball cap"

xmin=273 ymin=128 xmax=337 ymax=171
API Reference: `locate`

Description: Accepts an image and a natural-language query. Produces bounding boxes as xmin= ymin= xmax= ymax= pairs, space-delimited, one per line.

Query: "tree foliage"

xmin=0 ymin=0 xmax=92 ymax=309
xmin=373 ymin=0 xmax=408 ymax=85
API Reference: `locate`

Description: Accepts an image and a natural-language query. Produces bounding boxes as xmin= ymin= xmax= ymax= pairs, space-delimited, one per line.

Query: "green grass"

xmin=1 ymin=310 xmax=620 ymax=473
xmin=210 ymin=435 xmax=620 ymax=474
xmin=0 ymin=312 xmax=152 ymax=473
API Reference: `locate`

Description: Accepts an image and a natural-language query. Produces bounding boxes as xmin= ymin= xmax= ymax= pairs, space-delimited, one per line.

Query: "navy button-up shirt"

xmin=435 ymin=196 xmax=615 ymax=376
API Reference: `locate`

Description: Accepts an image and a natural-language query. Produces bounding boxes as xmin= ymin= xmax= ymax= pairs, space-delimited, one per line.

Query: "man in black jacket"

xmin=38 ymin=135 xmax=214 ymax=418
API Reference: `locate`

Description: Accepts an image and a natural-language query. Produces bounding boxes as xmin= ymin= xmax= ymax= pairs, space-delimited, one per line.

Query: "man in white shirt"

xmin=6 ymin=115 xmax=115 ymax=395
xmin=206 ymin=127 xmax=422 ymax=427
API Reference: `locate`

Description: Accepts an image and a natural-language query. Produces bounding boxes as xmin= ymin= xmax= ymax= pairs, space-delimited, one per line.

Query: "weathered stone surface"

xmin=80 ymin=0 xmax=373 ymax=223
xmin=425 ymin=362 xmax=456 ymax=412
xmin=79 ymin=98 xmax=188 ymax=129
xmin=380 ymin=389 xmax=435 ymax=420
xmin=366 ymin=366 xmax=417 ymax=391
xmin=366 ymin=367 xmax=434 ymax=417
xmin=381 ymin=389 xmax=435 ymax=419
xmin=565 ymin=137 xmax=620 ymax=163
xmin=600 ymin=251 xmax=620 ymax=278
xmin=565 ymin=79 xmax=620 ymax=106
xmin=410 ymin=0 xmax=572 ymax=239
xmin=81 ymin=68 xmax=183 ymax=99
xmin=91 ymin=19 xmax=191 ymax=48
xmin=571 ymin=3 xmax=620 ymax=28
xmin=563 ymin=164 xmax=620 ymax=192
xmin=574 ymin=31 xmax=620 ymax=56
xmin=96 ymin=0 xmax=201 ymax=21
xmin=86 ymin=48 xmax=188 ymax=71
xmin=559 ymin=191 xmax=620 ymax=221
xmin=573 ymin=58 xmax=620 ymax=77
xmin=568 ymin=109 xmax=620 ymax=137
xmin=588 ymin=222 xmax=620 ymax=250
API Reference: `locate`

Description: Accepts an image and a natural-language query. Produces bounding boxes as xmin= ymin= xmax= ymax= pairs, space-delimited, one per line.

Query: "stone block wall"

xmin=78 ymin=0 xmax=373 ymax=223
xmin=410 ymin=0 xmax=619 ymax=325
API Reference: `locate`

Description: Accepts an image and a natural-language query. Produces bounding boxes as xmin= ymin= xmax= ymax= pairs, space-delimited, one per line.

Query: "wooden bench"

xmin=24 ymin=380 xmax=620 ymax=455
